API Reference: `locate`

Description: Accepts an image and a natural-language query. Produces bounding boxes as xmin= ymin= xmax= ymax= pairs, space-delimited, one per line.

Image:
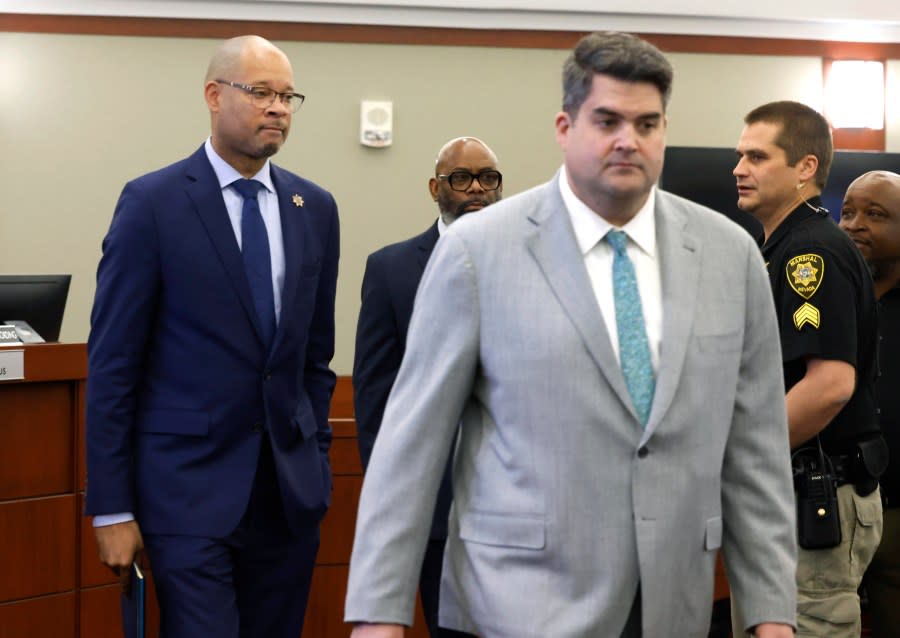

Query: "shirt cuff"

xmin=92 ymin=512 xmax=135 ymax=527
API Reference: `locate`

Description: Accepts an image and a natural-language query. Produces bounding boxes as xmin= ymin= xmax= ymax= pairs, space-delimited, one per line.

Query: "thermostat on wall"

xmin=360 ymin=100 xmax=393 ymax=148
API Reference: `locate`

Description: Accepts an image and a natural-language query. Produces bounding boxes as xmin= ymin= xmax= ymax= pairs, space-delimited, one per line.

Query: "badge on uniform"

xmin=787 ymin=253 xmax=824 ymax=329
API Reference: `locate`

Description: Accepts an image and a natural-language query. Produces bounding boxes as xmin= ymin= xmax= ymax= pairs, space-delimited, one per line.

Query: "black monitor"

xmin=662 ymin=146 xmax=900 ymax=225
xmin=0 ymin=275 xmax=72 ymax=342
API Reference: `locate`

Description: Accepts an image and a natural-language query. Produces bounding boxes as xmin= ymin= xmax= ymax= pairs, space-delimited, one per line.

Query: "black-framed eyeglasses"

xmin=437 ymin=170 xmax=502 ymax=192
xmin=215 ymin=79 xmax=305 ymax=113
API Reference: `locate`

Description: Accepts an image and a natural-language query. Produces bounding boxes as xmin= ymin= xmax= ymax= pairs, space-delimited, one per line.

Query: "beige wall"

xmin=2 ymin=32 xmax=898 ymax=372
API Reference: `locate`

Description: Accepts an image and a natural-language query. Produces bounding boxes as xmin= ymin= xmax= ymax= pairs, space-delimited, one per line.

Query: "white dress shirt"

xmin=205 ymin=138 xmax=286 ymax=324
xmin=558 ymin=166 xmax=663 ymax=373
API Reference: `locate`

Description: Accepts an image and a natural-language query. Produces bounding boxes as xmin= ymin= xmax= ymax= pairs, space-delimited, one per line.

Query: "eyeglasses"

xmin=215 ymin=79 xmax=305 ymax=113
xmin=437 ymin=170 xmax=502 ymax=192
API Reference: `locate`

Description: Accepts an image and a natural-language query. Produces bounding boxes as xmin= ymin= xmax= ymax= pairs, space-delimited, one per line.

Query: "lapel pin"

xmin=292 ymin=194 xmax=305 ymax=207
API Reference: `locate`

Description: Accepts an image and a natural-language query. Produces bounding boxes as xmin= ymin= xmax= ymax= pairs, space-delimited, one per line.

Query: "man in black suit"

xmin=352 ymin=136 xmax=502 ymax=636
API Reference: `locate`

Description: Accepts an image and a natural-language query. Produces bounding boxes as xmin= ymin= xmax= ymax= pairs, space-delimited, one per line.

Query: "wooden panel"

xmin=21 ymin=343 xmax=87 ymax=382
xmin=308 ymin=566 xmax=429 ymax=638
xmin=79 ymin=585 xmax=123 ymax=638
xmin=0 ymin=382 xmax=74 ymax=499
xmin=303 ymin=565 xmax=350 ymax=638
xmin=76 ymin=381 xmax=87 ymax=492
xmin=79 ymin=494 xmax=118 ymax=588
xmin=0 ymin=495 xmax=76 ymax=601
xmin=330 ymin=417 xmax=358 ymax=439
xmin=331 ymin=377 xmax=355 ymax=419
xmin=303 ymin=565 xmax=437 ymax=638
xmin=318 ymin=475 xmax=362 ymax=565
xmin=713 ymin=552 xmax=729 ymax=601
xmin=329 ymin=437 xmax=363 ymax=476
xmin=0 ymin=592 xmax=76 ymax=638
xmin=80 ymin=577 xmax=161 ymax=638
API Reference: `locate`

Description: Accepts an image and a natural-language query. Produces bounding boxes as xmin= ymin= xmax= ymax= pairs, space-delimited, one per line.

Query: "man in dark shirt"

xmin=839 ymin=170 xmax=900 ymax=638
xmin=732 ymin=101 xmax=884 ymax=638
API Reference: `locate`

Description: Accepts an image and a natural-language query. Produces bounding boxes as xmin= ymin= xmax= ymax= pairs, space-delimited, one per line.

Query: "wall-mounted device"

xmin=360 ymin=100 xmax=393 ymax=148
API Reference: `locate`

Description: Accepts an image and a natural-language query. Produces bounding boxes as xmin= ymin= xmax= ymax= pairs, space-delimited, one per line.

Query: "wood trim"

xmin=3 ymin=13 xmax=900 ymax=58
xmin=832 ymin=128 xmax=886 ymax=152
xmin=21 ymin=343 xmax=87 ymax=383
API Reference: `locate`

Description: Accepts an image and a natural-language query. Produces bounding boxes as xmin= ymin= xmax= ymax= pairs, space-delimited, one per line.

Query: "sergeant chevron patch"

xmin=793 ymin=302 xmax=821 ymax=329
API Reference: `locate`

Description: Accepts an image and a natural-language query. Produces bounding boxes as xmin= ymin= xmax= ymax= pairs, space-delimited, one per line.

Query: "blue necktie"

xmin=232 ymin=179 xmax=276 ymax=348
xmin=605 ymin=230 xmax=655 ymax=427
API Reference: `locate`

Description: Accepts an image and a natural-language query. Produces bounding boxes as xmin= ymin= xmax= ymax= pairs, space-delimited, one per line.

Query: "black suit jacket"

xmin=353 ymin=222 xmax=452 ymax=539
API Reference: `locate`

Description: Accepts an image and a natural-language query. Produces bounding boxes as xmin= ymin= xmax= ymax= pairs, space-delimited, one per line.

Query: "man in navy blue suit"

xmin=353 ymin=137 xmax=501 ymax=637
xmin=85 ymin=35 xmax=339 ymax=638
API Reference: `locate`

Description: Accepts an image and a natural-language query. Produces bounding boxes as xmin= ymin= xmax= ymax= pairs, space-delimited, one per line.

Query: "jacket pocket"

xmin=459 ymin=510 xmax=545 ymax=549
xmin=292 ymin=406 xmax=319 ymax=440
xmin=136 ymin=409 xmax=209 ymax=436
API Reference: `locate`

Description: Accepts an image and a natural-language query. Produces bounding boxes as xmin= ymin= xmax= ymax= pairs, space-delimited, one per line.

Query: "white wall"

xmin=2 ymin=32 xmax=898 ymax=372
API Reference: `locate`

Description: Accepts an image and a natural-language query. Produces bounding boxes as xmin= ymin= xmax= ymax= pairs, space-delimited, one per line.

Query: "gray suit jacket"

xmin=345 ymin=177 xmax=797 ymax=637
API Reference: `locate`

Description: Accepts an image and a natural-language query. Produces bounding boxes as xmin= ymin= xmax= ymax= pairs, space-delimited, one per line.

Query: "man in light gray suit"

xmin=345 ymin=31 xmax=797 ymax=638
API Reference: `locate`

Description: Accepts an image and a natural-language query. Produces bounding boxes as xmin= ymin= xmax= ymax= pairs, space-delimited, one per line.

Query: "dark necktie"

xmin=231 ymin=179 xmax=276 ymax=348
xmin=605 ymin=230 xmax=655 ymax=427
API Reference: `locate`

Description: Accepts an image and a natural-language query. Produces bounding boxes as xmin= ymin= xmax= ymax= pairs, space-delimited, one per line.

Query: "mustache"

xmin=462 ymin=198 xmax=490 ymax=208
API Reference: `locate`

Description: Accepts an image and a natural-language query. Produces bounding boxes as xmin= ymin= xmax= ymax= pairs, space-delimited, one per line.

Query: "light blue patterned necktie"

xmin=605 ymin=230 xmax=655 ymax=427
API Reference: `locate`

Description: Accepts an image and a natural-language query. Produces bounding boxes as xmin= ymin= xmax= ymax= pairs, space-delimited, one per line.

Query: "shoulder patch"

xmin=786 ymin=254 xmax=824 ymax=299
xmin=793 ymin=302 xmax=821 ymax=329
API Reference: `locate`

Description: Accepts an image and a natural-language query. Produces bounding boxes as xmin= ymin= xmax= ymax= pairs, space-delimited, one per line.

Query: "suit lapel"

xmin=184 ymin=148 xmax=264 ymax=343
xmin=271 ymin=166 xmax=305 ymax=354
xmin=642 ymin=192 xmax=701 ymax=442
xmin=525 ymin=180 xmax=635 ymax=415
xmin=416 ymin=222 xmax=440 ymax=272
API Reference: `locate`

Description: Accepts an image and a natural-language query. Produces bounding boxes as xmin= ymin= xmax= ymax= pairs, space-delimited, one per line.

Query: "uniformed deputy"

xmin=840 ymin=170 xmax=900 ymax=638
xmin=731 ymin=101 xmax=886 ymax=638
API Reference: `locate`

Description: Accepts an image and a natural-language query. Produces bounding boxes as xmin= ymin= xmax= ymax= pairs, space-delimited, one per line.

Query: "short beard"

xmin=255 ymin=142 xmax=282 ymax=159
xmin=437 ymin=202 xmax=470 ymax=226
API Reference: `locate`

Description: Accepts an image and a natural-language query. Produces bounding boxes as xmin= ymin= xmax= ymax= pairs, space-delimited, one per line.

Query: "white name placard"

xmin=0 ymin=349 xmax=25 ymax=381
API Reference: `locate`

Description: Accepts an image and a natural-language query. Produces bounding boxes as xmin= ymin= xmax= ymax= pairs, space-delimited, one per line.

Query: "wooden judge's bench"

xmin=0 ymin=344 xmax=428 ymax=638
xmin=2 ymin=343 xmax=733 ymax=637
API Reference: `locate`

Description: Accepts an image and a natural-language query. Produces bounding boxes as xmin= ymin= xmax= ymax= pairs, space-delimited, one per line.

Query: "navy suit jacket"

xmin=353 ymin=222 xmax=452 ymax=539
xmin=85 ymin=145 xmax=339 ymax=538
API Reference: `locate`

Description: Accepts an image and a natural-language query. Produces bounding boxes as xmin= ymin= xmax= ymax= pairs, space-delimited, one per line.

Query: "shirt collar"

xmin=558 ymin=165 xmax=657 ymax=258
xmin=204 ymin=138 xmax=275 ymax=194
xmin=437 ymin=215 xmax=448 ymax=236
xmin=762 ymin=196 xmax=826 ymax=254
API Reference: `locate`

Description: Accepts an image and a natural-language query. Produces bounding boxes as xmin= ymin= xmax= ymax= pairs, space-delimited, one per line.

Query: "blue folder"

xmin=120 ymin=561 xmax=145 ymax=638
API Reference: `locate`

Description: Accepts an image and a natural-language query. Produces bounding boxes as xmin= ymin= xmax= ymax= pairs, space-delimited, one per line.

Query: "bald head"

xmin=429 ymin=137 xmax=502 ymax=225
xmin=205 ymin=35 xmax=289 ymax=83
xmin=840 ymin=170 xmax=900 ymax=292
xmin=434 ymin=137 xmax=498 ymax=174
xmin=847 ymin=170 xmax=900 ymax=194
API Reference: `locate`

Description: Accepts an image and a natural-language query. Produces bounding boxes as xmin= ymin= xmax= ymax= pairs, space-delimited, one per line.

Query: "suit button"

xmin=637 ymin=446 xmax=649 ymax=459
xmin=264 ymin=370 xmax=272 ymax=381
xmin=251 ymin=421 xmax=263 ymax=433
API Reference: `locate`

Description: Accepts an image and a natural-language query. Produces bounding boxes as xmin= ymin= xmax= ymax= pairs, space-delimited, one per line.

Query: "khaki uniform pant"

xmin=864 ymin=507 xmax=900 ymax=638
xmin=732 ymin=484 xmax=882 ymax=637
